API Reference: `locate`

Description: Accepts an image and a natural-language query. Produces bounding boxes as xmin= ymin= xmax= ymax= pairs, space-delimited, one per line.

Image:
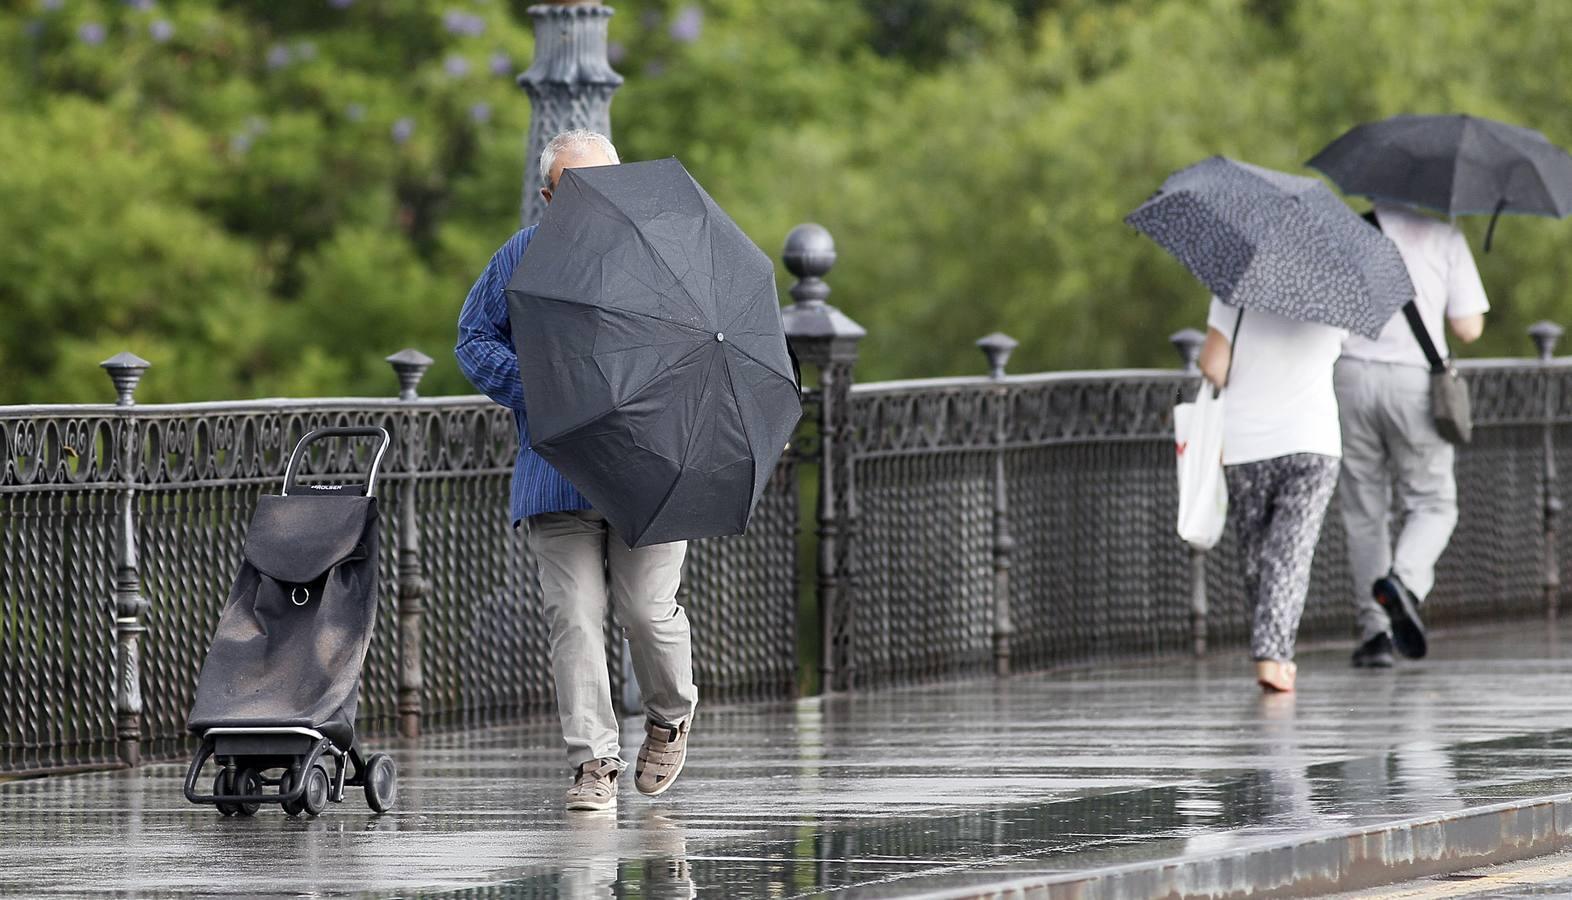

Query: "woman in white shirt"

xmin=1200 ymin=298 xmax=1348 ymax=693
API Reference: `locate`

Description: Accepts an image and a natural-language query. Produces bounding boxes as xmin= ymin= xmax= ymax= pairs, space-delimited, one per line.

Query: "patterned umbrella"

xmin=1126 ymin=156 xmax=1414 ymax=339
xmin=1308 ymin=114 xmax=1572 ymax=250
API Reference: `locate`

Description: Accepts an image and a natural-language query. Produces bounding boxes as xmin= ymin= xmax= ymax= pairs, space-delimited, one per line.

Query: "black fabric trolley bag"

xmin=183 ymin=426 xmax=397 ymax=818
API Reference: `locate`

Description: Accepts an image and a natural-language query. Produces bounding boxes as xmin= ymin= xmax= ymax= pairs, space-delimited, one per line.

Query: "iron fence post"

xmin=1170 ymin=329 xmax=1208 ymax=656
xmin=1530 ymin=322 xmax=1563 ymax=620
xmin=101 ymin=352 xmax=149 ymax=767
xmin=977 ymin=333 xmax=1018 ymax=677
xmin=387 ymin=349 xmax=432 ymax=737
xmin=517 ymin=1 xmax=623 ymax=227
xmin=781 ymin=224 xmax=865 ymax=692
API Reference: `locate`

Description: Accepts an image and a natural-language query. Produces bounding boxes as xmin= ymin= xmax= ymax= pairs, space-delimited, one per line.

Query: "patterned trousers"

xmin=1225 ymin=453 xmax=1341 ymax=661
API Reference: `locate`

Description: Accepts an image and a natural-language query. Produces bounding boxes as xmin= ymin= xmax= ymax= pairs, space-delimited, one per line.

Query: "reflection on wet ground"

xmin=7 ymin=620 xmax=1572 ymax=898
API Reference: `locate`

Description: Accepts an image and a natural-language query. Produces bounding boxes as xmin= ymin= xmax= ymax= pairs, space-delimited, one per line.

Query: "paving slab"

xmin=7 ymin=620 xmax=1572 ymax=898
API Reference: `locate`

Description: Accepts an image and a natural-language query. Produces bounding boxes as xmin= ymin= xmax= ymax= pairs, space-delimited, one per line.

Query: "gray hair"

xmin=539 ymin=129 xmax=620 ymax=188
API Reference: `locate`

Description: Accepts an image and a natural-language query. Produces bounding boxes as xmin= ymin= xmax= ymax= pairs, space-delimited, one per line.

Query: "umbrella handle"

xmin=1484 ymin=197 xmax=1507 ymax=253
xmin=1221 ymin=308 xmax=1244 ymax=393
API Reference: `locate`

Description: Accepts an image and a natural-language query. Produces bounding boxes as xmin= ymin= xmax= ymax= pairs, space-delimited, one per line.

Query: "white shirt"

xmin=1208 ymin=298 xmax=1347 ymax=465
xmin=1340 ymin=203 xmax=1489 ymax=368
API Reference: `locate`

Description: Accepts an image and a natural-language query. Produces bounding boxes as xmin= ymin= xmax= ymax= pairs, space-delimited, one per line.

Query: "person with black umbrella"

xmin=1306 ymin=114 xmax=1563 ymax=669
xmin=454 ymin=130 xmax=697 ymax=812
xmin=1337 ymin=203 xmax=1489 ymax=669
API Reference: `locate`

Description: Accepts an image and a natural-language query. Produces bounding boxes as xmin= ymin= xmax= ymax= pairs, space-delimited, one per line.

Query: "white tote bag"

xmin=1174 ymin=383 xmax=1227 ymax=550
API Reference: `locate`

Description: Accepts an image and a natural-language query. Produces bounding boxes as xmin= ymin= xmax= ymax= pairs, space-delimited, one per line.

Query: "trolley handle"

xmin=281 ymin=427 xmax=393 ymax=498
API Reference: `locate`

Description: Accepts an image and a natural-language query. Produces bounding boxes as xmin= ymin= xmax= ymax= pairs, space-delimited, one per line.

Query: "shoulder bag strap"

xmin=1367 ymin=207 xmax=1446 ymax=375
xmin=1364 ymin=208 xmax=1446 ymax=373
xmin=1401 ymin=301 xmax=1447 ymax=375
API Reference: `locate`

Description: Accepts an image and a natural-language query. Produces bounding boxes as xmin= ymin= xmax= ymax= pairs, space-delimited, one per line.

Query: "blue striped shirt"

xmin=455 ymin=226 xmax=592 ymax=524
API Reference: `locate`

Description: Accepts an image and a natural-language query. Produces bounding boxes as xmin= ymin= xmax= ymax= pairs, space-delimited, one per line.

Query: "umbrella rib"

xmin=693 ymin=184 xmax=772 ymax=336
xmin=673 ymin=345 xmax=723 ymax=475
xmin=1521 ymin=154 xmax=1564 ymax=217
xmin=1454 ymin=124 xmax=1542 ymax=216
xmin=640 ymin=347 xmax=725 ymax=534
xmin=1445 ymin=117 xmax=1470 ymax=215
xmin=530 ymin=341 xmax=716 ymax=446
xmin=720 ymin=274 xmax=776 ymax=335
xmin=523 ymin=292 xmax=715 ymax=336
xmin=1448 ymin=119 xmax=1558 ymax=216
xmin=719 ymin=348 xmax=762 ymax=499
xmin=574 ymin=178 xmax=714 ymax=325
xmin=722 ymin=340 xmax=798 ymax=386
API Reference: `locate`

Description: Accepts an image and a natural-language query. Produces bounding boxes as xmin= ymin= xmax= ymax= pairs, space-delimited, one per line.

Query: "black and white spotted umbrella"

xmin=1126 ymin=156 xmax=1413 ymax=339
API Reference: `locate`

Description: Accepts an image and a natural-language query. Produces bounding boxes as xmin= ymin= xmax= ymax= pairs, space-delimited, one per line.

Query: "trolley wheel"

xmin=213 ymin=770 xmax=239 ymax=817
xmin=363 ymin=753 xmax=397 ymax=813
xmin=234 ymin=767 xmax=263 ymax=817
xmin=280 ymin=769 xmax=306 ymax=817
xmin=302 ymin=764 xmax=330 ymax=817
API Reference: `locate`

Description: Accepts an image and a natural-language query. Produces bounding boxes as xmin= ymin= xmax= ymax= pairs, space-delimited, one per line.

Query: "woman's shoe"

xmin=1255 ymin=659 xmax=1297 ymax=693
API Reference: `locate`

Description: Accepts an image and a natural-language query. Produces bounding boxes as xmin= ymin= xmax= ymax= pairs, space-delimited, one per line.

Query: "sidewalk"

xmin=6 ymin=619 xmax=1572 ymax=898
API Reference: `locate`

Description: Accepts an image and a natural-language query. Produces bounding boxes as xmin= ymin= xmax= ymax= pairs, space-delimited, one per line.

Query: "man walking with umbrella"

xmin=1335 ymin=203 xmax=1488 ymax=668
xmin=455 ymin=130 xmax=697 ymax=811
xmin=1305 ymin=112 xmax=1568 ymax=666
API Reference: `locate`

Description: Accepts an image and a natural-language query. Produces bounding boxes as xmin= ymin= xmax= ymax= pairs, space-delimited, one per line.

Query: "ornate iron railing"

xmin=811 ymin=351 xmax=1572 ymax=690
xmin=5 ymin=220 xmax=1568 ymax=775
xmin=0 ymin=372 xmax=799 ymax=776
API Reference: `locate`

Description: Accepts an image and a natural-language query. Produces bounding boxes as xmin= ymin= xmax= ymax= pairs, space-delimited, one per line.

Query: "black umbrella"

xmin=1126 ymin=156 xmax=1413 ymax=340
xmin=505 ymin=157 xmax=801 ymax=548
xmin=1308 ymin=114 xmax=1572 ymax=249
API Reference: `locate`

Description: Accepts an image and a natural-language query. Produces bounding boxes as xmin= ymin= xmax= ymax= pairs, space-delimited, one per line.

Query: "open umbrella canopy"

xmin=1309 ymin=114 xmax=1572 ymax=218
xmin=505 ymin=157 xmax=801 ymax=548
xmin=1126 ymin=156 xmax=1413 ymax=339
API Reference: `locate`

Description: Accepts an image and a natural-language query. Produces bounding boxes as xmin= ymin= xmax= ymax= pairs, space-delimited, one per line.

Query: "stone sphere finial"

xmin=783 ymin=224 xmax=836 ymax=306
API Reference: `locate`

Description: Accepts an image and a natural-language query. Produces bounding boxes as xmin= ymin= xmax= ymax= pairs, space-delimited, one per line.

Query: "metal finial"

xmin=386 ymin=349 xmax=435 ymax=401
xmin=1530 ymin=321 xmax=1564 ymax=362
xmin=1169 ymin=329 xmax=1205 ymax=374
xmin=100 ymin=352 xmax=151 ymax=407
xmin=783 ymin=223 xmax=836 ymax=306
xmin=976 ymin=333 xmax=1019 ymax=379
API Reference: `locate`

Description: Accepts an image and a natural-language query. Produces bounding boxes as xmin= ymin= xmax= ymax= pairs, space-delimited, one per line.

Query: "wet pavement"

xmin=1332 ymin=847 xmax=1572 ymax=898
xmin=8 ymin=620 xmax=1572 ymax=898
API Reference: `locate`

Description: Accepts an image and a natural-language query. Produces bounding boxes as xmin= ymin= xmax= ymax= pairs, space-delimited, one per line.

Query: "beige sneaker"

xmin=635 ymin=719 xmax=689 ymax=796
xmin=566 ymin=758 xmax=620 ymax=811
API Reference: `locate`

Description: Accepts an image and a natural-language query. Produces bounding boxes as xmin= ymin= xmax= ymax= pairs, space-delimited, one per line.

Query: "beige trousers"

xmin=525 ymin=509 xmax=696 ymax=770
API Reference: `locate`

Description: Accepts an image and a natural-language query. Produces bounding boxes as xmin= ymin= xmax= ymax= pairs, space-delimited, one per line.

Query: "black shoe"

xmin=1373 ymin=575 xmax=1426 ymax=659
xmin=1351 ymin=633 xmax=1395 ymax=668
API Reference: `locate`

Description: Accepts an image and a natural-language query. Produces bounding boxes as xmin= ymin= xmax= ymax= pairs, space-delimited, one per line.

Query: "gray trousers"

xmin=1335 ymin=358 xmax=1459 ymax=642
xmin=525 ymin=509 xmax=697 ymax=770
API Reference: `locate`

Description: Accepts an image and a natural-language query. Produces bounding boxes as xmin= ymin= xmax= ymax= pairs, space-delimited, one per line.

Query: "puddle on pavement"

xmin=427 ymin=729 xmax=1572 ymax=899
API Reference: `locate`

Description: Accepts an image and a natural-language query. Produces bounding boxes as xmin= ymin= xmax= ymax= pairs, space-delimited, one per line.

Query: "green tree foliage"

xmin=1 ymin=0 xmax=536 ymax=401
xmin=2 ymin=0 xmax=1570 ymax=402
